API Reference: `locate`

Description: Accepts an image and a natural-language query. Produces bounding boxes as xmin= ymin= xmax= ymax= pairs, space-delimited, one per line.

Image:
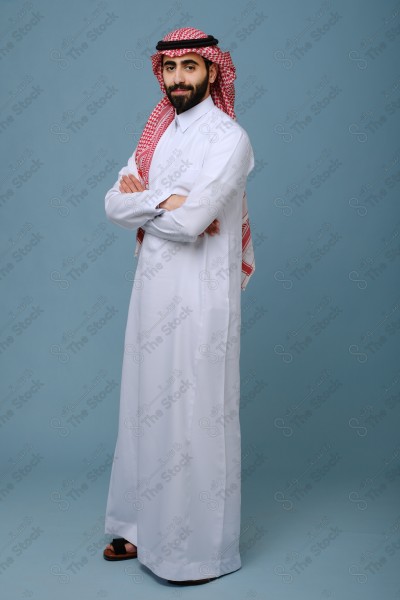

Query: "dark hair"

xmin=203 ymin=56 xmax=213 ymax=71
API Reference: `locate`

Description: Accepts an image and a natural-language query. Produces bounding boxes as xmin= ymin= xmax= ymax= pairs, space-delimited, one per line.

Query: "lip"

xmin=172 ymin=89 xmax=190 ymax=94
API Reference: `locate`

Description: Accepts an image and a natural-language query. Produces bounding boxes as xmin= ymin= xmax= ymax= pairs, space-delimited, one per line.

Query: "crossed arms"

xmin=119 ymin=176 xmax=220 ymax=238
xmin=104 ymin=127 xmax=254 ymax=243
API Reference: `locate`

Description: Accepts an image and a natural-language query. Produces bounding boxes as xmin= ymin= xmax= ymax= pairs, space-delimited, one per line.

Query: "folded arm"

xmin=141 ymin=128 xmax=254 ymax=242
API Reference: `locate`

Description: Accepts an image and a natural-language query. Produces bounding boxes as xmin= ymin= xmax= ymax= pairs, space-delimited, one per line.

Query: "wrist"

xmin=159 ymin=195 xmax=173 ymax=210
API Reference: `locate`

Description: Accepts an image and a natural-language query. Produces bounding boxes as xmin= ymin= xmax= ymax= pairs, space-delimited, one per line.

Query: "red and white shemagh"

xmin=133 ymin=27 xmax=255 ymax=290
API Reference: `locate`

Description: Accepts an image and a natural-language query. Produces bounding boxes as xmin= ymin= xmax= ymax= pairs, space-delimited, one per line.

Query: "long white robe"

xmin=104 ymin=94 xmax=255 ymax=581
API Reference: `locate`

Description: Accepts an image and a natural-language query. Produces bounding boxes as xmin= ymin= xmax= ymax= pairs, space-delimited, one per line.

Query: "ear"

xmin=209 ymin=63 xmax=218 ymax=84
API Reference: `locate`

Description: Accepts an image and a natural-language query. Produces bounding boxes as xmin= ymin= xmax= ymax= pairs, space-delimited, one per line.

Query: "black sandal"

xmin=103 ymin=538 xmax=138 ymax=561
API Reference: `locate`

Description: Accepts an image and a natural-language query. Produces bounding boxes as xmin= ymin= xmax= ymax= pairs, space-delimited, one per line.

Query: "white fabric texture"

xmin=104 ymin=94 xmax=255 ymax=581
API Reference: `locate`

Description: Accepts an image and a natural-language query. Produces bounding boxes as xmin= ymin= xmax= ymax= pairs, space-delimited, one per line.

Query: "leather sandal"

xmin=103 ymin=538 xmax=138 ymax=561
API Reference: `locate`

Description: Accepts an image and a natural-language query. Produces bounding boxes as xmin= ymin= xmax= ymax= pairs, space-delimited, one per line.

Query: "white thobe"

xmin=104 ymin=94 xmax=255 ymax=581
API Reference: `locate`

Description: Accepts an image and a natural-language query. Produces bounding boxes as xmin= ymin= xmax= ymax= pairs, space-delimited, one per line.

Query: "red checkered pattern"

xmin=133 ymin=27 xmax=255 ymax=290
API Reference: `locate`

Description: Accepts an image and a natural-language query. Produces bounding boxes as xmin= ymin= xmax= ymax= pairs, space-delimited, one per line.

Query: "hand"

xmin=119 ymin=173 xmax=145 ymax=193
xmin=200 ymin=219 xmax=220 ymax=237
xmin=159 ymin=196 xmax=220 ymax=236
xmin=158 ymin=194 xmax=187 ymax=211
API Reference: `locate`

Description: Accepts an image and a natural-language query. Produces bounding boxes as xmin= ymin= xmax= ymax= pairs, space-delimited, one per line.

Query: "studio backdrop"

xmin=0 ymin=0 xmax=399 ymax=598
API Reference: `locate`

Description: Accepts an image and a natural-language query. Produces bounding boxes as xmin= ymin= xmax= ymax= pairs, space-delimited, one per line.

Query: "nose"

xmin=173 ymin=66 xmax=185 ymax=85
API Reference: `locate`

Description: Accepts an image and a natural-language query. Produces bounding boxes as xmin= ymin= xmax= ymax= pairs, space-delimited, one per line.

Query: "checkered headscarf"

xmin=133 ymin=27 xmax=255 ymax=290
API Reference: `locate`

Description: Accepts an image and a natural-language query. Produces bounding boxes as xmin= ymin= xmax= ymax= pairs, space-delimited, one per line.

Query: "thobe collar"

xmin=174 ymin=94 xmax=214 ymax=133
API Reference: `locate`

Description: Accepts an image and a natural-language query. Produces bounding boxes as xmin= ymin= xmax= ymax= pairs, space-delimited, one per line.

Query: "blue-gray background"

xmin=1 ymin=0 xmax=399 ymax=598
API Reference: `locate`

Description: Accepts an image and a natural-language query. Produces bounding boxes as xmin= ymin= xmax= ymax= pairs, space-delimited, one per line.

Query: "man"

xmin=103 ymin=27 xmax=256 ymax=585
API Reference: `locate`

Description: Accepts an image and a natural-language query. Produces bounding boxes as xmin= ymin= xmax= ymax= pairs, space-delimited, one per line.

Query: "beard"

xmin=165 ymin=70 xmax=210 ymax=114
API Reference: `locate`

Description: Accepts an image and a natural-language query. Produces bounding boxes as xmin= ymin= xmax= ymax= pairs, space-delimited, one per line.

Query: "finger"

xmin=121 ymin=175 xmax=139 ymax=193
xmin=129 ymin=173 xmax=142 ymax=186
xmin=208 ymin=225 xmax=220 ymax=236
xmin=120 ymin=180 xmax=136 ymax=194
xmin=119 ymin=180 xmax=130 ymax=193
xmin=120 ymin=174 xmax=143 ymax=193
xmin=128 ymin=173 xmax=145 ymax=191
xmin=119 ymin=177 xmax=134 ymax=193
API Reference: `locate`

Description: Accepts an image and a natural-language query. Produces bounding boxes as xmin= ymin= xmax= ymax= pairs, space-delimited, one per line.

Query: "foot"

xmin=105 ymin=541 xmax=136 ymax=553
xmin=103 ymin=537 xmax=138 ymax=561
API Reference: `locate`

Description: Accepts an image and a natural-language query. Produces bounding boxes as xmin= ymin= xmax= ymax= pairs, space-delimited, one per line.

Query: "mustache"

xmin=168 ymin=85 xmax=193 ymax=92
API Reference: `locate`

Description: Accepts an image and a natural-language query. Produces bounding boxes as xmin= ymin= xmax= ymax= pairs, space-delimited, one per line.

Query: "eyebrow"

xmin=162 ymin=58 xmax=200 ymax=67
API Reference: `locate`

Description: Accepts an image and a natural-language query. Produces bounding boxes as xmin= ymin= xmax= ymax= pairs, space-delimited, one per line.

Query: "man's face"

xmin=162 ymin=52 xmax=215 ymax=114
